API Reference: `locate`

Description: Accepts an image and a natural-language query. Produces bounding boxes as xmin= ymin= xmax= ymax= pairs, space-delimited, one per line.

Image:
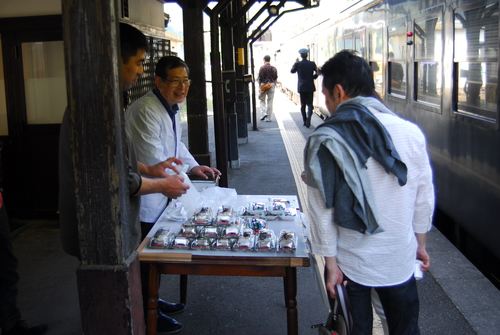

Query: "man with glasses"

xmin=125 ymin=56 xmax=220 ymax=229
xmin=126 ymin=59 xmax=220 ymax=328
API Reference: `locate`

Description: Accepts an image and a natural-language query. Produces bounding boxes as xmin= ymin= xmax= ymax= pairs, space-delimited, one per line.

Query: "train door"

xmin=0 ymin=17 xmax=64 ymax=219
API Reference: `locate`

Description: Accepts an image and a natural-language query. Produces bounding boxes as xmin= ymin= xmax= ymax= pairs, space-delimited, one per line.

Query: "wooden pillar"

xmin=62 ymin=0 xmax=144 ymax=333
xmin=209 ymin=0 xmax=233 ymax=187
xmin=232 ymin=1 xmax=250 ymax=141
xmin=180 ymin=0 xmax=211 ymax=167
xmin=221 ymin=4 xmax=240 ymax=168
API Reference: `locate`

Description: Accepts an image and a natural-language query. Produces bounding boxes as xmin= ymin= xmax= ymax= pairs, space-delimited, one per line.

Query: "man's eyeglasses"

xmin=165 ymin=79 xmax=192 ymax=87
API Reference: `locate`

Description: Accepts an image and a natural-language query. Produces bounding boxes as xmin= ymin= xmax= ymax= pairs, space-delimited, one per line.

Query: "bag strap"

xmin=263 ymin=65 xmax=276 ymax=82
xmin=333 ymin=284 xmax=355 ymax=334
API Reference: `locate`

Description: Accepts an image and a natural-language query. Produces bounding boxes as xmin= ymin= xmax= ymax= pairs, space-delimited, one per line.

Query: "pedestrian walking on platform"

xmin=304 ymin=50 xmax=434 ymax=334
xmin=291 ymin=48 xmax=318 ymax=128
xmin=257 ymin=55 xmax=278 ymax=122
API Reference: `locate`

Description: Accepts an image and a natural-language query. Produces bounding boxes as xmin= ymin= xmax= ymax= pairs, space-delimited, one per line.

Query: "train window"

xmin=355 ymin=28 xmax=366 ymax=58
xmin=344 ymin=28 xmax=354 ymax=50
xmin=336 ymin=27 xmax=343 ymax=52
xmin=454 ymin=3 xmax=499 ymax=121
xmin=388 ymin=21 xmax=407 ymax=97
xmin=0 ymin=34 xmax=8 ymax=136
xmin=355 ymin=36 xmax=363 ymax=56
xmin=318 ymin=31 xmax=334 ymax=66
xmin=414 ymin=16 xmax=443 ymax=106
xmin=369 ymin=29 xmax=384 ymax=95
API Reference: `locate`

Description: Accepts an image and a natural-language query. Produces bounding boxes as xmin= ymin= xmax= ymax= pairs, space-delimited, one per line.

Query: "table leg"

xmin=284 ymin=267 xmax=298 ymax=335
xmin=147 ymin=264 xmax=159 ymax=335
xmin=180 ymin=274 xmax=188 ymax=304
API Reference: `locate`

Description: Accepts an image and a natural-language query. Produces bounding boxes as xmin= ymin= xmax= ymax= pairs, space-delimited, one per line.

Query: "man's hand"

xmin=415 ymin=233 xmax=430 ymax=272
xmin=157 ymin=174 xmax=189 ymax=199
xmin=416 ymin=247 xmax=430 ymax=272
xmin=301 ymin=171 xmax=307 ymax=183
xmin=324 ymin=256 xmax=345 ymax=299
xmin=139 ymin=157 xmax=183 ymax=178
xmin=190 ymin=165 xmax=221 ymax=179
xmin=136 ymin=174 xmax=189 ymax=199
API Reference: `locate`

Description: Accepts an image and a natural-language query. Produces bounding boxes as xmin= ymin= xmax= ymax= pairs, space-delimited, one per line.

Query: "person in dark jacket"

xmin=0 ymin=142 xmax=48 ymax=335
xmin=291 ymin=48 xmax=318 ymax=127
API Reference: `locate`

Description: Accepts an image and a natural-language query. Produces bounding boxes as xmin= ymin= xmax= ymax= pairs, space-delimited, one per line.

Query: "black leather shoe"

xmin=261 ymin=115 xmax=267 ymax=121
xmin=158 ymin=299 xmax=185 ymax=315
xmin=5 ymin=320 xmax=48 ymax=335
xmin=157 ymin=310 xmax=183 ymax=334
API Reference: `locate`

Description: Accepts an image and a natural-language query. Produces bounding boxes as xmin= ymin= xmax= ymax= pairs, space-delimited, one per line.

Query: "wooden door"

xmin=1 ymin=16 xmax=64 ymax=219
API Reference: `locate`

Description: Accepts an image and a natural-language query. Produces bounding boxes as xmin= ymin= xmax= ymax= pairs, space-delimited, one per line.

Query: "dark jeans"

xmin=299 ymin=92 xmax=314 ymax=122
xmin=328 ymin=274 xmax=420 ymax=335
xmin=0 ymin=205 xmax=21 ymax=331
xmin=140 ymin=221 xmax=157 ymax=312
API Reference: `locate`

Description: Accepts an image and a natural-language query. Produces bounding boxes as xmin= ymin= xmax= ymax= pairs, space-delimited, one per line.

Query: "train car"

xmin=277 ymin=0 xmax=500 ymax=286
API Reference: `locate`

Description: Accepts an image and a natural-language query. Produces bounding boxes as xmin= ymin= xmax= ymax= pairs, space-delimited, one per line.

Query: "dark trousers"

xmin=0 ymin=205 xmax=21 ymax=331
xmin=299 ymin=92 xmax=314 ymax=122
xmin=140 ymin=222 xmax=157 ymax=312
xmin=328 ymin=274 xmax=420 ymax=335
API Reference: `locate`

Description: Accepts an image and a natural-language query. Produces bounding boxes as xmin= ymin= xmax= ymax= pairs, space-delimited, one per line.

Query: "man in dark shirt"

xmin=257 ymin=55 xmax=278 ymax=122
xmin=0 ymin=142 xmax=48 ymax=335
xmin=291 ymin=48 xmax=318 ymax=128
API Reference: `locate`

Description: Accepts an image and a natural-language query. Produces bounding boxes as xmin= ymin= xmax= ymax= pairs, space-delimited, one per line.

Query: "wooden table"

xmin=138 ymin=195 xmax=311 ymax=335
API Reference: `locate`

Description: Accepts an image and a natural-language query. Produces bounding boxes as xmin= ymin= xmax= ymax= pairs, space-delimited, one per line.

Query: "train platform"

xmin=7 ymin=90 xmax=500 ymax=335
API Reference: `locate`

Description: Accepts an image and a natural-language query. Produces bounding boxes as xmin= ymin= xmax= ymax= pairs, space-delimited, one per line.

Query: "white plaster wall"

xmin=129 ymin=0 xmax=164 ymax=28
xmin=0 ymin=0 xmax=61 ymax=18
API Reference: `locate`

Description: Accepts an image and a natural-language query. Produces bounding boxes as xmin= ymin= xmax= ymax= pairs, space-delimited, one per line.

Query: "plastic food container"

xmin=149 ymin=228 xmax=172 ymax=249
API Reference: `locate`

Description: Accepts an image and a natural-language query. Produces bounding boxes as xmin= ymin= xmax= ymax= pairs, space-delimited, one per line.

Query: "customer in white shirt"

xmin=304 ymin=50 xmax=434 ymax=335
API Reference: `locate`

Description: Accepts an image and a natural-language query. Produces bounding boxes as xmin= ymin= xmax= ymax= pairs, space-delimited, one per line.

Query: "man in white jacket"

xmin=125 ymin=56 xmax=220 ymax=227
xmin=304 ymin=50 xmax=434 ymax=335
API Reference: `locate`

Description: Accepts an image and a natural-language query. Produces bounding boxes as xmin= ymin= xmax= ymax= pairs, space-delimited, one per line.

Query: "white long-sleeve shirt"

xmin=307 ymin=107 xmax=434 ymax=287
xmin=125 ymin=91 xmax=199 ymax=223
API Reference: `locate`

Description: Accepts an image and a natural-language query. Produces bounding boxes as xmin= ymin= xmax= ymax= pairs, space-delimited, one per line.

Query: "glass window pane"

xmin=388 ymin=22 xmax=407 ymax=96
xmin=454 ymin=4 xmax=498 ymax=119
xmin=389 ymin=61 xmax=405 ymax=95
xmin=0 ymin=34 xmax=8 ymax=136
xmin=417 ymin=62 xmax=442 ymax=104
xmin=336 ymin=27 xmax=343 ymax=52
xmin=414 ymin=16 xmax=442 ymax=105
xmin=22 ymin=41 xmax=67 ymax=125
xmin=454 ymin=5 xmax=499 ymax=61
xmin=369 ymin=29 xmax=384 ymax=95
xmin=355 ymin=30 xmax=365 ymax=57
xmin=344 ymin=38 xmax=352 ymax=50
xmin=457 ymin=62 xmax=498 ymax=116
xmin=414 ymin=17 xmax=442 ymax=60
xmin=388 ymin=22 xmax=406 ymax=60
xmin=344 ymin=28 xmax=353 ymax=50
